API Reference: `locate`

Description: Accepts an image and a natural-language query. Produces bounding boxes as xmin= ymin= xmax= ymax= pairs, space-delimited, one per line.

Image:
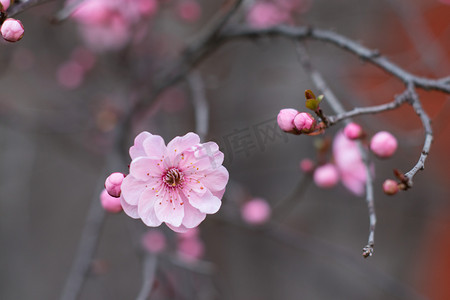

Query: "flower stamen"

xmin=163 ymin=168 xmax=183 ymax=187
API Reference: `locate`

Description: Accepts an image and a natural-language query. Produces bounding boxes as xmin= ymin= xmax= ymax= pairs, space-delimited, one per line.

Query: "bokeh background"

xmin=1 ymin=0 xmax=450 ymax=299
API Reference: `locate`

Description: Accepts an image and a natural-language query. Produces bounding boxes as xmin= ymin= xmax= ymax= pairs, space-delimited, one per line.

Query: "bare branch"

xmin=403 ymin=84 xmax=433 ymax=187
xmin=327 ymin=90 xmax=410 ymax=125
xmin=9 ymin=0 xmax=55 ymax=17
xmin=222 ymin=25 xmax=450 ymax=93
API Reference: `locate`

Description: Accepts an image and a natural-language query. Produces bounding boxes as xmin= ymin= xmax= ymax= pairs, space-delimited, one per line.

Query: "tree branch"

xmin=221 ymin=25 xmax=450 ymax=93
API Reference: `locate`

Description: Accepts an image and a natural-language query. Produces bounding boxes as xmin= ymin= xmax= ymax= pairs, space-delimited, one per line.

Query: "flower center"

xmin=163 ymin=168 xmax=183 ymax=187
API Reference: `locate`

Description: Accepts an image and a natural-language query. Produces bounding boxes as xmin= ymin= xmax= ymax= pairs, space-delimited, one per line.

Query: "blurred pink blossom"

xmin=120 ymin=132 xmax=229 ymax=232
xmin=247 ymin=2 xmax=291 ymax=29
xmin=299 ymin=158 xmax=314 ymax=173
xmin=100 ymin=189 xmax=122 ymax=213
xmin=176 ymin=0 xmax=202 ymax=23
xmin=71 ymin=47 xmax=96 ymax=71
xmin=0 ymin=0 xmax=10 ymax=12
xmin=141 ymin=230 xmax=167 ymax=253
xmin=333 ymin=132 xmax=368 ymax=196
xmin=241 ymin=198 xmax=271 ymax=225
xmin=343 ymin=122 xmax=364 ymax=140
xmin=313 ymin=163 xmax=339 ymax=188
xmin=370 ymin=131 xmax=397 ymax=158
xmin=56 ymin=60 xmax=85 ymax=89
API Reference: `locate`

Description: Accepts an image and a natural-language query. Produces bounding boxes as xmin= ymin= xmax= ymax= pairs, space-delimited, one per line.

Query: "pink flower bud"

xmin=105 ymin=172 xmax=125 ymax=197
xmin=277 ymin=108 xmax=299 ymax=133
xmin=343 ymin=122 xmax=364 ymax=140
xmin=100 ymin=189 xmax=122 ymax=213
xmin=141 ymin=230 xmax=166 ymax=254
xmin=0 ymin=0 xmax=10 ymax=12
xmin=313 ymin=163 xmax=339 ymax=188
xmin=1 ymin=18 xmax=24 ymax=42
xmin=370 ymin=131 xmax=398 ymax=158
xmin=176 ymin=0 xmax=201 ymax=23
xmin=294 ymin=112 xmax=316 ymax=133
xmin=241 ymin=198 xmax=271 ymax=225
xmin=299 ymin=158 xmax=314 ymax=173
xmin=382 ymin=179 xmax=399 ymax=195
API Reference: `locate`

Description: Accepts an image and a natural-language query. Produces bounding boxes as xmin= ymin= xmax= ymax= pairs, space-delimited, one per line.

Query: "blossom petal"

xmin=143 ymin=134 xmax=167 ymax=158
xmin=129 ymin=157 xmax=165 ymax=181
xmin=180 ymin=194 xmax=206 ymax=228
xmin=120 ymin=196 xmax=139 ymax=218
xmin=187 ymin=189 xmax=221 ymax=214
xmin=130 ymin=131 xmax=152 ymax=160
xmin=201 ymin=166 xmax=229 ymax=192
xmin=121 ymin=175 xmax=146 ymax=205
xmin=154 ymin=189 xmax=185 ymax=227
xmin=166 ymin=223 xmax=190 ymax=233
xmin=166 ymin=132 xmax=200 ymax=160
xmin=138 ymin=188 xmax=162 ymax=227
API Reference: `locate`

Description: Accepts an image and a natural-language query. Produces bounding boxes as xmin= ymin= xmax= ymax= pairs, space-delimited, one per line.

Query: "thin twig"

xmin=327 ymin=90 xmax=410 ymax=125
xmin=403 ymin=83 xmax=433 ymax=187
xmin=295 ymin=42 xmax=377 ymax=258
xmin=221 ymin=25 xmax=450 ymax=93
xmin=135 ymin=253 xmax=158 ymax=300
xmin=52 ymin=0 xmax=88 ymax=23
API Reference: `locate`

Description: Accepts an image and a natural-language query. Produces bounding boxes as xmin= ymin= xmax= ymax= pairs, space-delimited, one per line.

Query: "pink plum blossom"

xmin=382 ymin=179 xmax=399 ymax=195
xmin=313 ymin=163 xmax=339 ymax=188
xmin=1 ymin=18 xmax=24 ymax=43
xmin=105 ymin=172 xmax=125 ymax=197
xmin=294 ymin=112 xmax=316 ymax=133
xmin=370 ymin=131 xmax=397 ymax=158
xmin=247 ymin=2 xmax=290 ymax=29
xmin=120 ymin=132 xmax=229 ymax=232
xmin=343 ymin=122 xmax=364 ymax=140
xmin=277 ymin=108 xmax=298 ymax=133
xmin=241 ymin=198 xmax=271 ymax=225
xmin=141 ymin=230 xmax=166 ymax=253
xmin=100 ymin=189 xmax=122 ymax=213
xmin=333 ymin=132 xmax=368 ymax=196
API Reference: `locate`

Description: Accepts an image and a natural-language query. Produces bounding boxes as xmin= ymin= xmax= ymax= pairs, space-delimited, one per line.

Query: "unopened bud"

xmin=100 ymin=189 xmax=122 ymax=213
xmin=344 ymin=122 xmax=365 ymax=140
xmin=1 ymin=18 xmax=24 ymax=42
xmin=313 ymin=163 xmax=339 ymax=188
xmin=0 ymin=0 xmax=11 ymax=12
xmin=370 ymin=131 xmax=398 ymax=158
xmin=277 ymin=108 xmax=299 ymax=134
xmin=382 ymin=179 xmax=399 ymax=195
xmin=105 ymin=172 xmax=125 ymax=197
xmin=294 ymin=112 xmax=316 ymax=133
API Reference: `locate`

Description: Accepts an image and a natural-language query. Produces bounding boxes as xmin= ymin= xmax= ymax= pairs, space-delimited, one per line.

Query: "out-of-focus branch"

xmin=52 ymin=0 xmax=87 ymax=23
xmin=222 ymin=25 xmax=450 ymax=93
xmin=187 ymin=71 xmax=209 ymax=142
xmin=135 ymin=253 xmax=158 ymax=300
xmin=117 ymin=0 xmax=243 ymax=158
xmin=59 ymin=176 xmax=106 ymax=300
xmin=296 ymin=43 xmax=377 ymax=258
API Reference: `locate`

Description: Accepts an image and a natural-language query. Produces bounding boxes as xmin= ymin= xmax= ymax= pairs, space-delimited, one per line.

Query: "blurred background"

xmin=1 ymin=0 xmax=450 ymax=299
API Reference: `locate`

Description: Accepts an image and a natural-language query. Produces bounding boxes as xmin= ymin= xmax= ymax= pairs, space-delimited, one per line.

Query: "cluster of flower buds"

xmin=277 ymin=109 xmax=318 ymax=135
xmin=0 ymin=1 xmax=25 ymax=43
